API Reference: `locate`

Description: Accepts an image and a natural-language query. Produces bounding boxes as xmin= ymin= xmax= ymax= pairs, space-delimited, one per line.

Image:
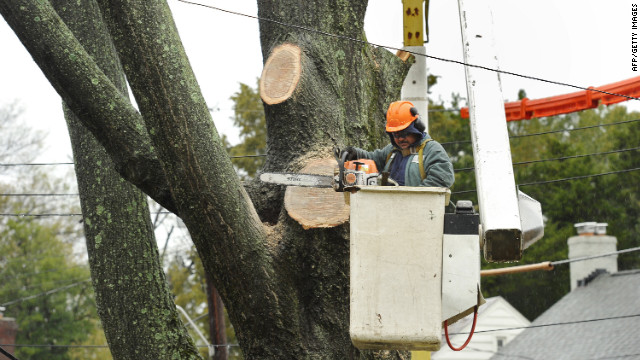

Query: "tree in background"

xmin=0 ymin=215 xmax=94 ymax=360
xmin=0 ymin=103 xmax=100 ymax=359
xmin=226 ymin=80 xmax=266 ymax=179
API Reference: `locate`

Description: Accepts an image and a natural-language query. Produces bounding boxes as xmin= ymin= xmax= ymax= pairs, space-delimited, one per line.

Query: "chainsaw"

xmin=259 ymin=148 xmax=398 ymax=192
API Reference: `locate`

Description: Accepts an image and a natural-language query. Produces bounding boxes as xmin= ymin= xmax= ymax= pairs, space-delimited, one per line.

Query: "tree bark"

xmin=1 ymin=0 xmax=414 ymax=358
xmin=50 ymin=0 xmax=202 ymax=359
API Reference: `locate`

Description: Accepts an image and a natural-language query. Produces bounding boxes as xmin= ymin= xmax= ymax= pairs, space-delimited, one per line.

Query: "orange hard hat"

xmin=385 ymin=101 xmax=419 ymax=132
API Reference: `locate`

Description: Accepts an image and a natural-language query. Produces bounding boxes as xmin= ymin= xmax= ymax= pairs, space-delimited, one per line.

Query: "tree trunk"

xmin=250 ymin=2 xmax=412 ymax=358
xmin=0 ymin=0 xmax=413 ymax=358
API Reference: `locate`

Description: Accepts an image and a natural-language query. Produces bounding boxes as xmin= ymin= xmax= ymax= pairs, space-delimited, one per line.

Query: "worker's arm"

xmin=351 ymin=145 xmax=393 ymax=172
xmin=420 ymin=141 xmax=455 ymax=188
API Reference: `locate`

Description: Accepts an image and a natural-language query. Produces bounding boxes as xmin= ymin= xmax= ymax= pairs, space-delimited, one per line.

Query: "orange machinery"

xmin=460 ymin=76 xmax=640 ymax=121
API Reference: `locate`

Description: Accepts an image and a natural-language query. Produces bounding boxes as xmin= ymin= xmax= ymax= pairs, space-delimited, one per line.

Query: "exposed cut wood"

xmin=284 ymin=158 xmax=350 ymax=229
xmin=260 ymin=43 xmax=302 ymax=105
xmin=395 ymin=49 xmax=411 ymax=62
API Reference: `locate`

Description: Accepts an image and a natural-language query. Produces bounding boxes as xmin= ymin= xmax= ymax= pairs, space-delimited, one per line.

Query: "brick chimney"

xmin=0 ymin=308 xmax=18 ymax=360
xmin=567 ymin=222 xmax=618 ymax=291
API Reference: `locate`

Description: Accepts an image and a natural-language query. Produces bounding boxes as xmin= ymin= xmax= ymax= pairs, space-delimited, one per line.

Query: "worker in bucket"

xmin=341 ymin=101 xmax=454 ymax=188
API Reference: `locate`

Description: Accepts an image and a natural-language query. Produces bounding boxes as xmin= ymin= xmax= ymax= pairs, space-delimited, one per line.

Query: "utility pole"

xmin=206 ymin=272 xmax=228 ymax=360
xmin=401 ymin=0 xmax=430 ymax=129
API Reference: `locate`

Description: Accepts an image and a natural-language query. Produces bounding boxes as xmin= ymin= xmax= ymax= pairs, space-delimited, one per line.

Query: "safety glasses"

xmin=392 ymin=129 xmax=412 ymax=138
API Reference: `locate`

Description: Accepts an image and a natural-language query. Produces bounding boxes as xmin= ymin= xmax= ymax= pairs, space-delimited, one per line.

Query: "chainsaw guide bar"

xmin=259 ymin=172 xmax=334 ymax=188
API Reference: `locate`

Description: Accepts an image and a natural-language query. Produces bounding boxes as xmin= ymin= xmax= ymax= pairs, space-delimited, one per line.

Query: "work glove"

xmin=341 ymin=146 xmax=358 ymax=161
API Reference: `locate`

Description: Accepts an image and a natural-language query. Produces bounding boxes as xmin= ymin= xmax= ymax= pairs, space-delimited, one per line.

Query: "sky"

xmin=1 ymin=0 xmax=638 ymax=165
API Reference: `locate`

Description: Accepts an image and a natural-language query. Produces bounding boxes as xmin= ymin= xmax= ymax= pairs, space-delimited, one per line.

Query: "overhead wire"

xmin=0 ymin=264 xmax=89 ymax=282
xmin=0 ymin=279 xmax=91 ymax=307
xmin=441 ymin=118 xmax=640 ymax=146
xmin=551 ymin=246 xmax=640 ymax=266
xmin=0 ymin=211 xmax=172 ymax=218
xmin=517 ymin=168 xmax=640 ymax=187
xmin=4 ymin=312 xmax=640 ymax=350
xmin=1 ymin=277 xmax=90 ymax=294
xmin=0 ymin=119 xmax=636 ymax=165
xmin=175 ymin=0 xmax=640 ymax=102
xmin=0 ymin=193 xmax=79 ymax=197
xmin=451 ymin=167 xmax=640 ymax=195
xmin=455 ymin=147 xmax=640 ymax=172
xmin=0 ymin=343 xmax=240 ymax=349
xmin=451 ymin=313 xmax=640 ymax=336
xmin=481 ymin=246 xmax=640 ymax=276
xmin=0 ymin=165 xmax=637 ymax=209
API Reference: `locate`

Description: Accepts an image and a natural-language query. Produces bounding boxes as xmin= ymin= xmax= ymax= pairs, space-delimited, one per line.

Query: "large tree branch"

xmin=0 ymin=0 xmax=177 ymax=213
xmin=50 ymin=0 xmax=202 ymax=357
xmin=93 ymin=1 xmax=289 ymax=351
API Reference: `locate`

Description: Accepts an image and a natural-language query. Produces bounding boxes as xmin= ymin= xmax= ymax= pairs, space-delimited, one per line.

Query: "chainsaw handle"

xmin=378 ymin=172 xmax=399 ymax=187
xmin=333 ymin=147 xmax=348 ymax=192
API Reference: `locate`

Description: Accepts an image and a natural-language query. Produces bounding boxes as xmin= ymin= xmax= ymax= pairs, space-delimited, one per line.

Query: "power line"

xmin=0 ymin=264 xmax=89 ymax=282
xmin=551 ymin=246 xmax=640 ymax=266
xmin=481 ymin=246 xmax=640 ymax=277
xmin=1 ymin=277 xmax=90 ymax=294
xmin=0 ymin=213 xmax=82 ymax=217
xmin=511 ymin=118 xmax=640 ymax=139
xmin=1 ymin=140 xmax=636 ymax=172
xmin=441 ymin=118 xmax=640 ymax=146
xmin=0 ymin=118 xmax=635 ymax=166
xmin=451 ymin=313 xmax=640 ymax=336
xmin=1 ymin=279 xmax=91 ymax=307
xmin=517 ymin=167 xmax=640 ymax=187
xmin=0 ymin=153 xmax=265 ymax=167
xmin=0 ymin=211 xmax=172 ymax=218
xmin=452 ymin=167 xmax=640 ymax=195
xmin=5 ymin=313 xmax=640 ymax=350
xmin=0 ymin=162 xmax=74 ymax=167
xmin=0 ymin=193 xmax=79 ymax=197
xmin=455 ymin=147 xmax=640 ymax=172
xmin=0 ymin=343 xmax=240 ymax=349
xmin=176 ymin=0 xmax=640 ymax=102
xmin=0 ymin=166 xmax=637 ymax=205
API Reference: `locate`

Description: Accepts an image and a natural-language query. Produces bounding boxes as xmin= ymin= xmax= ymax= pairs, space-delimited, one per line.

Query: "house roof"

xmin=490 ymin=269 xmax=640 ymax=360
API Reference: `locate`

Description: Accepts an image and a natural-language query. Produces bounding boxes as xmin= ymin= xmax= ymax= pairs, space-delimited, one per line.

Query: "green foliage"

xmin=0 ymin=103 xmax=104 ymax=359
xmin=494 ymin=105 xmax=639 ymax=319
xmin=226 ymin=79 xmax=267 ymax=179
xmin=0 ymin=204 xmax=96 ymax=360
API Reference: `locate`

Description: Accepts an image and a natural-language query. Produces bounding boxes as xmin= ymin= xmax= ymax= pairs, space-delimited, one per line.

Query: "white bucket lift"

xmin=349 ymin=187 xmax=483 ymax=351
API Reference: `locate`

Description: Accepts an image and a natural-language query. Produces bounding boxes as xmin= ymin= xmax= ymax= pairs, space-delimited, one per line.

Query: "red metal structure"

xmin=460 ymin=77 xmax=640 ymax=121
